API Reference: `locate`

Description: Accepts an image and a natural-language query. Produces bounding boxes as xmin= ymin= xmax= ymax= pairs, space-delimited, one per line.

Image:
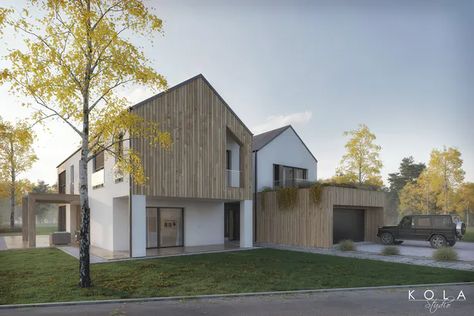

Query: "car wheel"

xmin=380 ymin=232 xmax=394 ymax=245
xmin=448 ymin=240 xmax=456 ymax=247
xmin=430 ymin=234 xmax=447 ymax=248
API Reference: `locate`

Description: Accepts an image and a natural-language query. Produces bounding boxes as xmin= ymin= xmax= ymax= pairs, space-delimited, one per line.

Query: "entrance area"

xmin=224 ymin=202 xmax=240 ymax=241
xmin=333 ymin=208 xmax=365 ymax=244
xmin=146 ymin=207 xmax=184 ymax=249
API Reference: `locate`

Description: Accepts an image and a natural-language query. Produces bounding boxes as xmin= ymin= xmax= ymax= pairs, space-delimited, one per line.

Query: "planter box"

xmin=49 ymin=232 xmax=71 ymax=245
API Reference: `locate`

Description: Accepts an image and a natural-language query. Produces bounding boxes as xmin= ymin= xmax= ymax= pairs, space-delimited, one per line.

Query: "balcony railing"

xmin=273 ymin=178 xmax=312 ymax=189
xmin=226 ymin=169 xmax=240 ymax=188
xmin=91 ymin=169 xmax=105 ymax=188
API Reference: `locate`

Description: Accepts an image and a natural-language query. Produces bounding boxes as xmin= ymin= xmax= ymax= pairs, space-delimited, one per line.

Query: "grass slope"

xmin=1 ymin=248 xmax=473 ymax=305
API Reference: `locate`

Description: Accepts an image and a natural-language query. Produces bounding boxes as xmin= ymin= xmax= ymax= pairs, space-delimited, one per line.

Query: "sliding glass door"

xmin=146 ymin=208 xmax=158 ymax=248
xmin=146 ymin=207 xmax=184 ymax=248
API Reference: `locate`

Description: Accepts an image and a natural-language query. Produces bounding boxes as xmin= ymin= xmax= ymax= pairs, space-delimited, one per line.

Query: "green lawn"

xmin=463 ymin=227 xmax=474 ymax=242
xmin=1 ymin=248 xmax=473 ymax=305
xmin=0 ymin=224 xmax=58 ymax=236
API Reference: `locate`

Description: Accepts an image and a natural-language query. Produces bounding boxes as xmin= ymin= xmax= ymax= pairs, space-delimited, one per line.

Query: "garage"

xmin=333 ymin=208 xmax=365 ymax=244
xmin=256 ymin=186 xmax=384 ymax=248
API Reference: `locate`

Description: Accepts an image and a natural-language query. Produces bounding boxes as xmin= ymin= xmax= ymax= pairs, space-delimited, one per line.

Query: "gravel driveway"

xmin=356 ymin=240 xmax=474 ymax=262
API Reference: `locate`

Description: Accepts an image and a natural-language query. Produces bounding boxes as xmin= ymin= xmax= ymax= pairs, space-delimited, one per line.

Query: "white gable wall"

xmin=254 ymin=128 xmax=317 ymax=191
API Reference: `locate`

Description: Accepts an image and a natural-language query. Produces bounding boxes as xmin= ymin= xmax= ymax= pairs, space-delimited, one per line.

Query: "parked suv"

xmin=377 ymin=215 xmax=466 ymax=248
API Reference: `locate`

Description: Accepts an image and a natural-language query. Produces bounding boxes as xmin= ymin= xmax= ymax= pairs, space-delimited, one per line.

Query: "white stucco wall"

xmin=253 ymin=127 xmax=317 ymax=192
xmin=113 ymin=197 xmax=129 ymax=251
xmin=146 ymin=197 xmax=225 ymax=247
xmin=57 ymin=139 xmax=131 ymax=252
xmin=240 ymin=199 xmax=253 ymax=248
xmin=131 ymin=195 xmax=146 ymax=257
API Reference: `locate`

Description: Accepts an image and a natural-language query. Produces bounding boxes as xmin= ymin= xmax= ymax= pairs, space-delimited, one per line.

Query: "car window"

xmin=432 ymin=216 xmax=451 ymax=227
xmin=415 ymin=217 xmax=431 ymax=227
xmin=400 ymin=217 xmax=412 ymax=228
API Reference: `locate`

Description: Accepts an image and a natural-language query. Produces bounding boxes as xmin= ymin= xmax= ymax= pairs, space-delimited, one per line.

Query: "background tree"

xmin=386 ymin=156 xmax=425 ymax=222
xmin=426 ymin=147 xmax=464 ymax=213
xmin=0 ymin=118 xmax=37 ymax=229
xmin=454 ymin=182 xmax=474 ymax=226
xmin=333 ymin=124 xmax=383 ymax=186
xmin=399 ymin=147 xmax=465 ymax=215
xmin=1 ymin=1 xmax=172 ymax=287
xmin=399 ymin=172 xmax=436 ymax=215
xmin=388 ymin=156 xmax=425 ymax=193
xmin=31 ymin=180 xmax=55 ymax=223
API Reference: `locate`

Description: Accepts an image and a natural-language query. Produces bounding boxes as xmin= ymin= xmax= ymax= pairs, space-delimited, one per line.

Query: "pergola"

xmin=22 ymin=193 xmax=80 ymax=247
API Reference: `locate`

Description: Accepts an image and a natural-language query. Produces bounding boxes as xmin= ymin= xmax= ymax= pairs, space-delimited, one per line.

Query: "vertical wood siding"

xmin=256 ymin=186 xmax=385 ymax=248
xmin=131 ymin=76 xmax=252 ymax=200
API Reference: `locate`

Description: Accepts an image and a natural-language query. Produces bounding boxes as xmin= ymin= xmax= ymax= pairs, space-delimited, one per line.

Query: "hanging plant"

xmin=309 ymin=182 xmax=324 ymax=205
xmin=276 ymin=187 xmax=298 ymax=209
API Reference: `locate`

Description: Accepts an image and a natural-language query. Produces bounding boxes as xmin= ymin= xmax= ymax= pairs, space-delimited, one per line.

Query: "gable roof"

xmin=252 ymin=125 xmax=290 ymax=152
xmin=252 ymin=125 xmax=318 ymax=162
xmin=130 ymin=74 xmax=253 ymax=135
xmin=57 ymin=74 xmax=253 ymax=168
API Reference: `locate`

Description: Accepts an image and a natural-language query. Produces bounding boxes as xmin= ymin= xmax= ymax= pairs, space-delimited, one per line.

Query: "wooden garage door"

xmin=333 ymin=208 xmax=365 ymax=244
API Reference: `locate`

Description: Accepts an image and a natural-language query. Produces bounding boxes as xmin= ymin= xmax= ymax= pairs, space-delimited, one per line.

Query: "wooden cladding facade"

xmin=256 ymin=186 xmax=385 ymax=248
xmin=131 ymin=75 xmax=253 ymax=201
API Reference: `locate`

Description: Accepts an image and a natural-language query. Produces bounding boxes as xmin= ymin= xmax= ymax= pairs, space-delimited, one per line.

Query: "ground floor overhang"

xmin=22 ymin=193 xmax=80 ymax=247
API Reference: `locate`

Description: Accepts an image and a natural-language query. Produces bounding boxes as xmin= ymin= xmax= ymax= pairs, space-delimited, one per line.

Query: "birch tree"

xmin=334 ymin=124 xmax=383 ymax=186
xmin=0 ymin=1 xmax=171 ymax=288
xmin=0 ymin=118 xmax=37 ymax=229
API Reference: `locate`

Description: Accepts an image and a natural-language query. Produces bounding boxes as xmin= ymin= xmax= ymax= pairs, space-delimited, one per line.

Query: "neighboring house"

xmin=56 ymin=74 xmax=253 ymax=257
xmin=252 ymin=125 xmax=318 ymax=192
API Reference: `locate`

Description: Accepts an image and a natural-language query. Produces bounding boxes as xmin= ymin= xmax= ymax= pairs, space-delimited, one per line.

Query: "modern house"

xmin=55 ymin=74 xmax=253 ymax=258
xmin=252 ymin=125 xmax=318 ymax=192
xmin=21 ymin=74 xmax=386 ymax=257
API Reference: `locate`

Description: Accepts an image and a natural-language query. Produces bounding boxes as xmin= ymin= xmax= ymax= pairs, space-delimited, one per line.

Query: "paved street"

xmin=1 ymin=284 xmax=472 ymax=316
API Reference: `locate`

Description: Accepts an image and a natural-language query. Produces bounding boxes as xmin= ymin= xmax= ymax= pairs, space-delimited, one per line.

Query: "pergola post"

xmin=22 ymin=197 xmax=28 ymax=242
xmin=28 ymin=195 xmax=36 ymax=248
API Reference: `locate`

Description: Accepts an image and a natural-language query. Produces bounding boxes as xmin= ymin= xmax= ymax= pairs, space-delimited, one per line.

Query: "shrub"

xmin=433 ymin=247 xmax=458 ymax=261
xmin=276 ymin=187 xmax=298 ymax=209
xmin=381 ymin=246 xmax=400 ymax=256
xmin=309 ymin=182 xmax=324 ymax=205
xmin=338 ymin=239 xmax=356 ymax=251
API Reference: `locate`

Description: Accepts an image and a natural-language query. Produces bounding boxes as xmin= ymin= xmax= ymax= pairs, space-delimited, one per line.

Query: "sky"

xmin=0 ymin=0 xmax=473 ymax=186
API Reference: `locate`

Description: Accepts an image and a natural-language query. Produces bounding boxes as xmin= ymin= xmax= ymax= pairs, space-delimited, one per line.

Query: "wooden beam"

xmin=27 ymin=195 xmax=36 ymax=247
xmin=22 ymin=197 xmax=28 ymax=242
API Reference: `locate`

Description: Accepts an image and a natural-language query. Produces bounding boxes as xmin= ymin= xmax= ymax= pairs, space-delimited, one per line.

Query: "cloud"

xmin=252 ymin=111 xmax=313 ymax=134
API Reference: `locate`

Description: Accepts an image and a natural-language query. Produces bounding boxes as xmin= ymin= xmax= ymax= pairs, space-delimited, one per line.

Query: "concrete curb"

xmin=1 ymin=282 xmax=473 ymax=309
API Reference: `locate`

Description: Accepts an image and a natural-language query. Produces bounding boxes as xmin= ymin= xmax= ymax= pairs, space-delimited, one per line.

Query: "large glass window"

xmin=273 ymin=164 xmax=308 ymax=187
xmin=146 ymin=207 xmax=184 ymax=248
xmin=58 ymin=171 xmax=66 ymax=194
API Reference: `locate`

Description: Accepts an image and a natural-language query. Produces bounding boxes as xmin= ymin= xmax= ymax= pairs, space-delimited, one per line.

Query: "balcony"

xmin=273 ymin=178 xmax=312 ymax=189
xmin=91 ymin=169 xmax=105 ymax=188
xmin=226 ymin=169 xmax=240 ymax=188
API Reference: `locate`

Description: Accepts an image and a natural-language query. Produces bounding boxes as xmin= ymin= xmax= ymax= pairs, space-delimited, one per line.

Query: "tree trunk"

xmin=9 ymin=183 xmax=15 ymax=229
xmin=9 ymin=142 xmax=15 ymax=229
xmin=78 ymin=153 xmax=91 ymax=288
xmin=78 ymin=90 xmax=91 ymax=287
xmin=79 ymin=0 xmax=93 ymax=289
